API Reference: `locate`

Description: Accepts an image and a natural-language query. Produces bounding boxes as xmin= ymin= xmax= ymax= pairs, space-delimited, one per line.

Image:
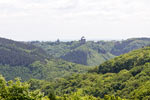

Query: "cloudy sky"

xmin=0 ymin=0 xmax=150 ymax=41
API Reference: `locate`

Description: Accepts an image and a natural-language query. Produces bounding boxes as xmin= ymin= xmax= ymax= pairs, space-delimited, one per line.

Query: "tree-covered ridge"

xmin=0 ymin=75 xmax=48 ymax=100
xmin=44 ymin=47 xmax=150 ymax=100
xmin=111 ymin=38 xmax=150 ymax=56
xmin=31 ymin=40 xmax=116 ymax=66
xmin=97 ymin=46 xmax=150 ymax=74
xmin=32 ymin=38 xmax=150 ymax=66
xmin=1 ymin=37 xmax=150 ymax=100
xmin=0 ymin=37 xmax=93 ymax=81
xmin=29 ymin=63 xmax=150 ymax=99
xmin=0 ymin=59 xmax=91 ymax=81
xmin=61 ymin=43 xmax=115 ymax=66
xmin=0 ymin=74 xmax=127 ymax=100
xmin=0 ymin=37 xmax=49 ymax=66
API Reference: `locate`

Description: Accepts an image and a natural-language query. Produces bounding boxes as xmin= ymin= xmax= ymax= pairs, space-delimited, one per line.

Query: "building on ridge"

xmin=80 ymin=36 xmax=86 ymax=44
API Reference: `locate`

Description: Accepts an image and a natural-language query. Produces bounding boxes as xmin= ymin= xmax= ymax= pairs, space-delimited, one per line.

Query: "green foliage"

xmin=0 ymin=59 xmax=91 ymax=81
xmin=0 ymin=37 xmax=93 ymax=81
xmin=32 ymin=38 xmax=150 ymax=66
xmin=28 ymin=79 xmax=56 ymax=100
xmin=49 ymin=62 xmax=150 ymax=99
xmin=29 ymin=59 xmax=92 ymax=81
xmin=98 ymin=47 xmax=150 ymax=73
xmin=45 ymin=47 xmax=150 ymax=100
xmin=0 ymin=37 xmax=49 ymax=66
xmin=61 ymin=45 xmax=115 ymax=66
xmin=1 ymin=37 xmax=150 ymax=100
xmin=0 ymin=75 xmax=45 ymax=100
xmin=111 ymin=38 xmax=150 ymax=56
xmin=0 ymin=75 xmax=127 ymax=100
xmin=32 ymin=40 xmax=116 ymax=66
xmin=57 ymin=89 xmax=100 ymax=100
xmin=104 ymin=95 xmax=126 ymax=100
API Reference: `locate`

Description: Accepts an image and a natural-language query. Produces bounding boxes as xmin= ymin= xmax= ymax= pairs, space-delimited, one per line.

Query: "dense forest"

xmin=0 ymin=37 xmax=150 ymax=99
xmin=49 ymin=47 xmax=150 ymax=99
xmin=1 ymin=46 xmax=150 ymax=99
xmin=31 ymin=38 xmax=150 ymax=66
xmin=0 ymin=37 xmax=49 ymax=66
xmin=0 ymin=37 xmax=92 ymax=81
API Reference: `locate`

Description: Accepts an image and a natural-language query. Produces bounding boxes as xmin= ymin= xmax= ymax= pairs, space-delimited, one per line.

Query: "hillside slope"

xmin=1 ymin=37 xmax=150 ymax=99
xmin=46 ymin=46 xmax=150 ymax=99
xmin=0 ymin=37 xmax=91 ymax=81
xmin=32 ymin=38 xmax=150 ymax=66
xmin=111 ymin=38 xmax=150 ymax=55
xmin=61 ymin=44 xmax=114 ymax=66
xmin=0 ymin=37 xmax=49 ymax=66
xmin=0 ymin=59 xmax=91 ymax=81
xmin=98 ymin=46 xmax=150 ymax=74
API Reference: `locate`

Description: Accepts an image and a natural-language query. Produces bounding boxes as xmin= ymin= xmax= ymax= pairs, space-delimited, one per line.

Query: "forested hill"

xmin=46 ymin=46 xmax=150 ymax=99
xmin=97 ymin=46 xmax=150 ymax=74
xmin=0 ymin=37 xmax=91 ymax=81
xmin=0 ymin=37 xmax=49 ymax=66
xmin=1 ymin=37 xmax=150 ymax=99
xmin=31 ymin=38 xmax=150 ymax=66
xmin=110 ymin=38 xmax=150 ymax=56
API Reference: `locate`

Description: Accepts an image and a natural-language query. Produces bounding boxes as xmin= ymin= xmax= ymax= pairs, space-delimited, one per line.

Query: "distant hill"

xmin=61 ymin=44 xmax=115 ymax=66
xmin=0 ymin=58 xmax=91 ymax=81
xmin=0 ymin=37 xmax=91 ymax=81
xmin=1 ymin=37 xmax=150 ymax=99
xmin=110 ymin=38 xmax=150 ymax=56
xmin=97 ymin=46 xmax=150 ymax=73
xmin=32 ymin=38 xmax=150 ymax=66
xmin=0 ymin=37 xmax=49 ymax=66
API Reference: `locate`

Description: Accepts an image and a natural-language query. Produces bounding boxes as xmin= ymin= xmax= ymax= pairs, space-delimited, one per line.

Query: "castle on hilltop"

xmin=80 ymin=36 xmax=86 ymax=44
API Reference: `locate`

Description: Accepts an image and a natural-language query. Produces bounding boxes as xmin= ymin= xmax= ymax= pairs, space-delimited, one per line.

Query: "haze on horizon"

xmin=0 ymin=0 xmax=150 ymax=41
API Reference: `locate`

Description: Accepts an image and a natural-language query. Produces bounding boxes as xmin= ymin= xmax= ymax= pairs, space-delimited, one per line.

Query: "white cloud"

xmin=0 ymin=0 xmax=150 ymax=41
xmin=0 ymin=0 xmax=150 ymax=20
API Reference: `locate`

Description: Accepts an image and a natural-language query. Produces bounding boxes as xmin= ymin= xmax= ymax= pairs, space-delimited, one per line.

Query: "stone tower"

xmin=80 ymin=36 xmax=86 ymax=44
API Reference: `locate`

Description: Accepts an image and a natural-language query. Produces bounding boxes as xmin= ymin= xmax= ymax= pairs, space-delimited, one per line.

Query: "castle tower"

xmin=80 ymin=36 xmax=86 ymax=44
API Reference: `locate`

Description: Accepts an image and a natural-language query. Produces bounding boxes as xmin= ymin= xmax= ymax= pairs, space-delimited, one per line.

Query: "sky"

xmin=0 ymin=0 xmax=150 ymax=41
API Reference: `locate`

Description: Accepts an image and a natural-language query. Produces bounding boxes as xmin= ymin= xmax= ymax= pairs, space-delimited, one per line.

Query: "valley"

xmin=0 ymin=37 xmax=150 ymax=100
